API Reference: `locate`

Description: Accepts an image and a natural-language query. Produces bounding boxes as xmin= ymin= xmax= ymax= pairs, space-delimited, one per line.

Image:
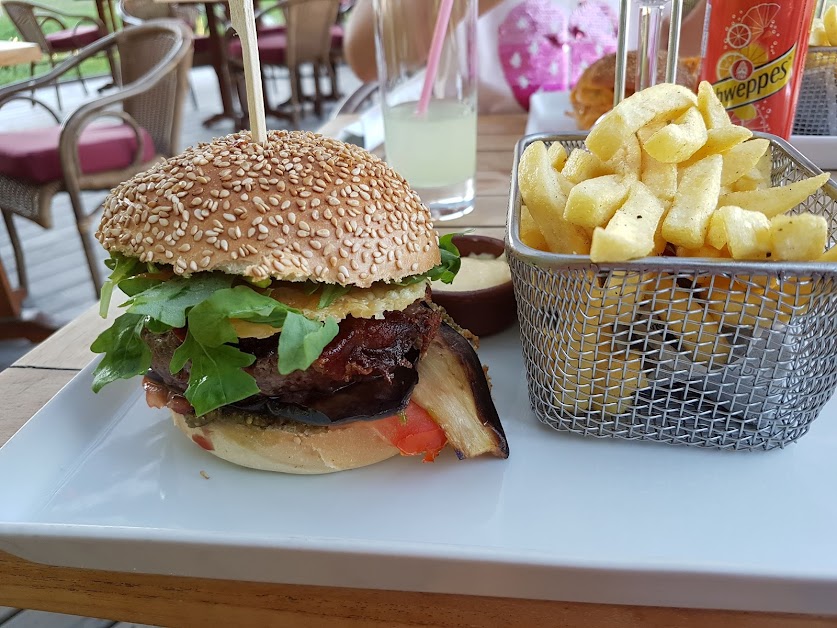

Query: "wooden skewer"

xmin=229 ymin=0 xmax=267 ymax=145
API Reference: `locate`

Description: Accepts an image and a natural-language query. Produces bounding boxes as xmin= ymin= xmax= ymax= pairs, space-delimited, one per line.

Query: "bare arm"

xmin=344 ymin=0 xmax=505 ymax=83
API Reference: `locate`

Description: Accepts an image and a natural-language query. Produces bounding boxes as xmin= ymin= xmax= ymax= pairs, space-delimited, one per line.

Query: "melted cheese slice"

xmin=230 ymin=281 xmax=428 ymax=339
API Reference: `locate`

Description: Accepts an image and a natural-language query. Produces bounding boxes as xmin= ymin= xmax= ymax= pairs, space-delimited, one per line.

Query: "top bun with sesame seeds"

xmin=96 ymin=130 xmax=440 ymax=288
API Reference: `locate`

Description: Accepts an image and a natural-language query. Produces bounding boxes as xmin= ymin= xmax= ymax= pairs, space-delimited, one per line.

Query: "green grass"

xmin=0 ymin=0 xmax=111 ymax=86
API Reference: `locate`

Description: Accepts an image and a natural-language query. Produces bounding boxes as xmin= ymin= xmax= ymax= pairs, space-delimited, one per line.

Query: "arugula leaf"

xmin=397 ymin=233 xmax=462 ymax=286
xmin=428 ymin=233 xmax=462 ymax=284
xmin=126 ymin=274 xmax=232 ymax=328
xmin=317 ymin=284 xmax=352 ymax=309
xmin=99 ymin=254 xmax=144 ymax=318
xmin=118 ymin=275 xmax=165 ymax=297
xmin=170 ymin=332 xmax=259 ymax=416
xmin=278 ymin=312 xmax=339 ymax=375
xmin=187 ymin=286 xmax=293 ymax=346
xmin=90 ymin=313 xmax=151 ymax=392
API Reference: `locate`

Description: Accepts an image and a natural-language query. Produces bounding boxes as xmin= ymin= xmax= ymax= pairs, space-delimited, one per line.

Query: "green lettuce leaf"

xmin=186 ymin=285 xmax=293 ymax=346
xmin=170 ymin=332 xmax=259 ymax=416
xmin=317 ymin=284 xmax=352 ymax=308
xmin=397 ymin=233 xmax=462 ymax=286
xmin=99 ymin=254 xmax=144 ymax=318
xmin=90 ymin=313 xmax=152 ymax=392
xmin=125 ymin=275 xmax=232 ymax=328
xmin=277 ymin=312 xmax=339 ymax=375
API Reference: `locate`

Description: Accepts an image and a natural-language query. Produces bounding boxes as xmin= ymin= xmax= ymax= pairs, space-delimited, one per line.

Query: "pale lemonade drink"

xmin=383 ymin=99 xmax=477 ymax=219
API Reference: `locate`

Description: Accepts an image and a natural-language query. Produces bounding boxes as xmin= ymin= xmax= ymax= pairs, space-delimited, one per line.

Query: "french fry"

xmin=655 ymin=288 xmax=732 ymax=367
xmin=825 ymin=5 xmax=837 ymax=47
xmin=518 ymin=141 xmax=592 ymax=254
xmin=547 ymin=142 xmax=568 ymax=171
xmin=519 ymin=204 xmax=549 ymax=251
xmin=719 ymin=173 xmax=830 ymax=218
xmin=819 ymin=245 xmax=837 ymax=262
xmin=770 ymin=213 xmax=828 ymax=261
xmin=604 ymin=132 xmax=642 ymax=179
xmin=642 ymin=107 xmax=708 ymax=164
xmin=706 ymin=205 xmax=772 ymax=259
xmin=721 ymin=139 xmax=770 ymax=186
xmin=662 ymin=154 xmax=723 ymax=249
xmin=810 ymin=19 xmax=831 ymax=46
xmin=586 ymin=83 xmax=698 ymax=161
xmin=564 ymin=174 xmax=630 ymax=229
xmin=562 ymin=148 xmax=610 ymax=184
xmin=588 ymin=347 xmax=647 ymax=416
xmin=675 ymin=245 xmax=729 ymax=258
xmin=590 ymin=180 xmax=667 ymax=262
xmin=683 ymin=126 xmax=753 ymax=166
xmin=697 ymin=81 xmax=731 ymax=130
xmin=638 ymin=121 xmax=678 ymax=201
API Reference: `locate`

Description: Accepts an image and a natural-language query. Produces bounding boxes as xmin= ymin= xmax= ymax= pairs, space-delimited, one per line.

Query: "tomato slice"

xmin=373 ymin=402 xmax=447 ymax=462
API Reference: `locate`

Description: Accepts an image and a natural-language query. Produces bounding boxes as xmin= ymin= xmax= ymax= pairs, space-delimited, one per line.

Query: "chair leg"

xmin=66 ymin=188 xmax=103 ymax=297
xmin=2 ymin=210 xmax=28 ymax=294
xmin=76 ymin=61 xmax=89 ymax=96
xmin=29 ymin=62 xmax=36 ymax=107
xmin=189 ymin=77 xmax=199 ymax=110
xmin=328 ymin=56 xmax=340 ymax=100
xmin=289 ymin=67 xmax=302 ymax=128
xmin=49 ymin=55 xmax=62 ymax=111
xmin=312 ymin=62 xmax=323 ymax=118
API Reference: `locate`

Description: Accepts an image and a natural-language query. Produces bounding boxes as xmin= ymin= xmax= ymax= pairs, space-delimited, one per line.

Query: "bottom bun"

xmin=171 ymin=411 xmax=400 ymax=474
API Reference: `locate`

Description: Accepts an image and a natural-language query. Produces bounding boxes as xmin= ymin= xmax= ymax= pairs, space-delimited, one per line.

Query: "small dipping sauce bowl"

xmin=430 ymin=235 xmax=517 ymax=337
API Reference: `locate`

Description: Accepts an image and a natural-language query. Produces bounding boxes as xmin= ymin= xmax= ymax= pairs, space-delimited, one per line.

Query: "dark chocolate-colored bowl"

xmin=430 ymin=235 xmax=517 ymax=337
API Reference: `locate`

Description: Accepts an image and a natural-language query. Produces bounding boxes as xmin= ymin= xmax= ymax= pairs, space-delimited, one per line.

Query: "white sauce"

xmin=432 ymin=253 xmax=512 ymax=293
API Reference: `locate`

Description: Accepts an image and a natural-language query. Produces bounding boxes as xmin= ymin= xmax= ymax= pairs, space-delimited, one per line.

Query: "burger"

xmin=91 ymin=130 xmax=508 ymax=474
xmin=570 ymin=51 xmax=702 ymax=129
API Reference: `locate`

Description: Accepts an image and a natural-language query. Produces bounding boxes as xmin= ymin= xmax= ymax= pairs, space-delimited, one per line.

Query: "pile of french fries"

xmin=516 ymin=82 xmax=834 ymax=417
xmin=519 ymin=81 xmax=831 ymax=264
xmin=810 ymin=5 xmax=837 ymax=46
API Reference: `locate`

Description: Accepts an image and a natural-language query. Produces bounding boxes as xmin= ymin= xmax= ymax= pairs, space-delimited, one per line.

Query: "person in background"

xmin=344 ymin=0 xmax=707 ymax=113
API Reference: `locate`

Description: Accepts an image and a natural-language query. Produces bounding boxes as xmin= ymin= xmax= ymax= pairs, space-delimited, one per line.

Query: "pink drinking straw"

xmin=416 ymin=0 xmax=455 ymax=116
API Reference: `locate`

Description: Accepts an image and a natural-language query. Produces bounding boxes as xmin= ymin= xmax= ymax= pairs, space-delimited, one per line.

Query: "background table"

xmin=0 ymin=41 xmax=41 ymax=67
xmin=0 ymin=113 xmax=835 ymax=627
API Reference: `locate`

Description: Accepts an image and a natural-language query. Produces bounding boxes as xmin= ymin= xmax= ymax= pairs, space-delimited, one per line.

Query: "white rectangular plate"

xmin=1 ymin=327 xmax=837 ymax=614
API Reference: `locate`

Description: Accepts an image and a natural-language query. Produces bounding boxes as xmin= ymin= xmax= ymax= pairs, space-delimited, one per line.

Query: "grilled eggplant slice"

xmin=413 ymin=323 xmax=509 ymax=459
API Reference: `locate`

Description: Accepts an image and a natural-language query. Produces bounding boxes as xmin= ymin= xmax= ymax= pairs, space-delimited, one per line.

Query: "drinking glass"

xmin=373 ymin=0 xmax=478 ymax=221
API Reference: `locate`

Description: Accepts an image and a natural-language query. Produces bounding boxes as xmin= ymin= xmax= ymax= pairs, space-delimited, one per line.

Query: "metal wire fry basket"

xmin=793 ymin=47 xmax=837 ymax=136
xmin=506 ymin=133 xmax=837 ymax=451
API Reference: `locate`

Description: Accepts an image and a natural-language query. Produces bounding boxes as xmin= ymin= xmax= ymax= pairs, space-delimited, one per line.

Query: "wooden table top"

xmin=0 ymin=113 xmax=834 ymax=627
xmin=0 ymin=41 xmax=41 ymax=68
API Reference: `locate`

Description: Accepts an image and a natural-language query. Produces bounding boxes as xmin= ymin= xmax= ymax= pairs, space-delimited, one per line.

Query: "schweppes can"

xmin=700 ymin=0 xmax=817 ymax=139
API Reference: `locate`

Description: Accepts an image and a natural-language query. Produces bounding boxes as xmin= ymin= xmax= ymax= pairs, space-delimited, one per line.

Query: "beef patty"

xmin=143 ymin=299 xmax=442 ymax=409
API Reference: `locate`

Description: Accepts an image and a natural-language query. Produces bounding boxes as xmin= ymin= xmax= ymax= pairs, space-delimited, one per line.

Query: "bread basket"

xmin=506 ymin=132 xmax=837 ymax=451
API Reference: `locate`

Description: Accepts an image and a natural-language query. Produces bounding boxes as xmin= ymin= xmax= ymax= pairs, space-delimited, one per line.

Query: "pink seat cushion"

xmin=193 ymin=34 xmax=211 ymax=56
xmin=0 ymin=124 xmax=156 ymax=185
xmin=45 ymin=24 xmax=104 ymax=52
xmin=229 ymin=31 xmax=287 ymax=65
xmin=330 ymin=24 xmax=343 ymax=48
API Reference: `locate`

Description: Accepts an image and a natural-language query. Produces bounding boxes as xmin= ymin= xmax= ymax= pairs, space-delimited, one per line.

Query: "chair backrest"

xmin=3 ymin=1 xmax=51 ymax=53
xmin=116 ymin=20 xmax=193 ymax=156
xmin=283 ymin=0 xmax=340 ymax=66
xmin=118 ymin=0 xmax=199 ymax=29
xmin=118 ymin=0 xmax=174 ymax=25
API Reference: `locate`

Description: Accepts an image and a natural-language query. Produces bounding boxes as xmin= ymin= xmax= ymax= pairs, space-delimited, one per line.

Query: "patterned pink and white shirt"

xmin=478 ymin=0 xmax=619 ymax=113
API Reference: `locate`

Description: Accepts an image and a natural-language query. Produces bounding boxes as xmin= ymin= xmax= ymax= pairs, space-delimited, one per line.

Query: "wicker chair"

xmin=0 ymin=20 xmax=193 ymax=297
xmin=3 ymin=1 xmax=114 ymax=111
xmin=117 ymin=0 xmax=214 ymax=108
xmin=228 ymin=0 xmax=341 ymax=127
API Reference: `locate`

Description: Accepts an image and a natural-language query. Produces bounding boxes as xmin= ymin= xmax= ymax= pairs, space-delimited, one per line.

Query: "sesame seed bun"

xmin=96 ymin=130 xmax=440 ymax=288
xmin=171 ymin=410 xmax=400 ymax=474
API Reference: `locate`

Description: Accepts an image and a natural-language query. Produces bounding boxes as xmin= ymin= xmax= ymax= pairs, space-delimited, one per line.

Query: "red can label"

xmin=701 ymin=1 xmax=817 ymax=138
